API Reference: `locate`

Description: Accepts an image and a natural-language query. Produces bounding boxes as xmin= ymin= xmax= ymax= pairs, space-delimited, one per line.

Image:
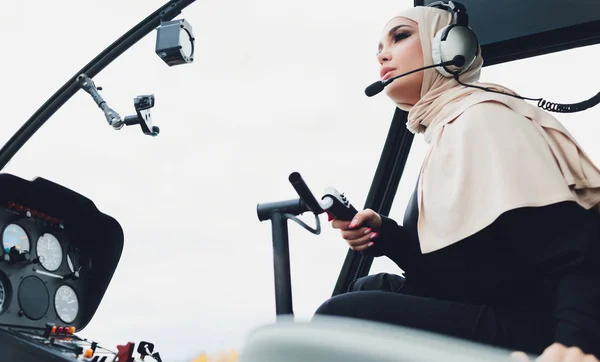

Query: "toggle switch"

xmin=43 ymin=323 xmax=55 ymax=338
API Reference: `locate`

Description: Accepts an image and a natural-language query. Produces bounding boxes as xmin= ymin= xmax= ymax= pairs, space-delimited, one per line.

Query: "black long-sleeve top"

xmin=364 ymin=183 xmax=600 ymax=357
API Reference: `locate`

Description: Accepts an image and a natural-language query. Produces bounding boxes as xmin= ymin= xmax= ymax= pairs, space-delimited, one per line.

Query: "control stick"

xmin=256 ymin=172 xmax=358 ymax=316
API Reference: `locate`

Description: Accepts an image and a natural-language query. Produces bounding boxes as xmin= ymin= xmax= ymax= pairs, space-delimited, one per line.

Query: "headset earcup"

xmin=431 ymin=27 xmax=453 ymax=77
xmin=438 ymin=25 xmax=479 ymax=76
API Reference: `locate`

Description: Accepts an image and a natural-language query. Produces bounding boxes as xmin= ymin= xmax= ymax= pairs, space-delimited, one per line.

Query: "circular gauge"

xmin=55 ymin=285 xmax=79 ymax=324
xmin=0 ymin=278 xmax=5 ymax=313
xmin=36 ymin=233 xmax=63 ymax=271
xmin=67 ymin=247 xmax=92 ymax=277
xmin=67 ymin=250 xmax=82 ymax=273
xmin=18 ymin=276 xmax=49 ymax=320
xmin=67 ymin=254 xmax=76 ymax=273
xmin=2 ymin=224 xmax=29 ymax=253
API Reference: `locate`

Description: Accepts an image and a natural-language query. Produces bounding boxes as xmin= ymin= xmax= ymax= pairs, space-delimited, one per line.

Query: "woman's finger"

xmin=509 ymin=351 xmax=529 ymax=362
xmin=346 ymin=232 xmax=378 ymax=248
xmin=561 ymin=347 xmax=586 ymax=362
xmin=331 ymin=219 xmax=351 ymax=230
xmin=537 ymin=344 xmax=569 ymax=362
xmin=351 ymin=239 xmax=376 ymax=252
xmin=341 ymin=227 xmax=372 ymax=241
xmin=583 ymin=355 xmax=600 ymax=362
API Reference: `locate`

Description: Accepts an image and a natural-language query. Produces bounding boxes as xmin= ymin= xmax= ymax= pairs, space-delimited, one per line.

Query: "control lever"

xmin=321 ymin=187 xmax=359 ymax=222
xmin=288 ymin=172 xmax=358 ymax=221
xmin=116 ymin=342 xmax=135 ymax=362
xmin=138 ymin=341 xmax=163 ymax=362
xmin=256 ymin=172 xmax=358 ymax=316
xmin=288 ymin=172 xmax=324 ymax=214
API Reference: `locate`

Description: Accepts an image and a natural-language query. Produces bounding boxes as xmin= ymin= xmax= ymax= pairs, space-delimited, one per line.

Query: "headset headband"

xmin=428 ymin=1 xmax=469 ymax=27
xmin=424 ymin=1 xmax=479 ymax=76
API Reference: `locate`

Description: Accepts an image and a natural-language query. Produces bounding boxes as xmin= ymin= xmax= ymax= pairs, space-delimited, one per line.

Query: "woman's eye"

xmin=393 ymin=33 xmax=409 ymax=42
xmin=376 ymin=32 xmax=411 ymax=56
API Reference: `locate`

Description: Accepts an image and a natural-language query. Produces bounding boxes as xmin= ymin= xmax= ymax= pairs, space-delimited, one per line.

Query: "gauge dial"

xmin=67 ymin=254 xmax=77 ymax=273
xmin=67 ymin=250 xmax=84 ymax=274
xmin=0 ymin=279 xmax=5 ymax=312
xmin=36 ymin=233 xmax=63 ymax=271
xmin=55 ymin=285 xmax=78 ymax=324
xmin=2 ymin=224 xmax=30 ymax=253
xmin=67 ymin=247 xmax=91 ymax=278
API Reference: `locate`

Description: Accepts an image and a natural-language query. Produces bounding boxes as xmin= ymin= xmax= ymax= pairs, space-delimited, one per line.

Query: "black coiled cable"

xmin=536 ymin=92 xmax=600 ymax=113
xmin=452 ymin=72 xmax=600 ymax=114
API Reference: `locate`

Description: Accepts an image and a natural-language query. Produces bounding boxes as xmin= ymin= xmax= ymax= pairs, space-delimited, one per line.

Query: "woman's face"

xmin=377 ymin=17 xmax=423 ymax=106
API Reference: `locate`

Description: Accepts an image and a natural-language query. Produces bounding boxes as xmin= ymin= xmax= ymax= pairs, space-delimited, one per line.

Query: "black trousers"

xmin=314 ymin=273 xmax=553 ymax=355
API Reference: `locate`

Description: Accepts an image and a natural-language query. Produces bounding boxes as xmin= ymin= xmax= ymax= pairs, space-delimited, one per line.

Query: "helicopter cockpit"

xmin=0 ymin=0 xmax=599 ymax=361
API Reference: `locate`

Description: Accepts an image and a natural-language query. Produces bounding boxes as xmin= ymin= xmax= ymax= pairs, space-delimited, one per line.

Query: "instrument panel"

xmin=0 ymin=216 xmax=88 ymax=326
xmin=0 ymin=173 xmax=123 ymax=332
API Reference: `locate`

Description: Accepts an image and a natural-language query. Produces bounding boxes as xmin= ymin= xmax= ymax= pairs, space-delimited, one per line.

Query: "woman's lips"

xmin=381 ymin=71 xmax=394 ymax=81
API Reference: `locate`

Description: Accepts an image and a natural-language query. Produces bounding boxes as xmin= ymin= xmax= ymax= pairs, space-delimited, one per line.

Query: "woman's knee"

xmin=348 ymin=273 xmax=405 ymax=292
xmin=314 ymin=293 xmax=366 ymax=318
xmin=314 ymin=295 xmax=343 ymax=316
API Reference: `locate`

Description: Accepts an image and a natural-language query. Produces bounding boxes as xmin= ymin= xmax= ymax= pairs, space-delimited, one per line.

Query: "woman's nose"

xmin=377 ymin=50 xmax=391 ymax=64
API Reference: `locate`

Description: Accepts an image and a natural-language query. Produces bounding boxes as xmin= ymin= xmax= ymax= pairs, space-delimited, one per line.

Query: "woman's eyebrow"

xmin=378 ymin=24 xmax=410 ymax=52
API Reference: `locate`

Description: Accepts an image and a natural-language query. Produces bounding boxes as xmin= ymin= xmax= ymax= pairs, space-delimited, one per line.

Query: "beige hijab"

xmin=388 ymin=6 xmax=600 ymax=253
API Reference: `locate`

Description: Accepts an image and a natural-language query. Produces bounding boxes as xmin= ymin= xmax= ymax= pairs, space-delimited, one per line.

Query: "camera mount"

xmin=77 ymin=74 xmax=160 ymax=137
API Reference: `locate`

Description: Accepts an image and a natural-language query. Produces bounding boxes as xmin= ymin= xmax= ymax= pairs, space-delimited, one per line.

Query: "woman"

xmin=314 ymin=4 xmax=600 ymax=361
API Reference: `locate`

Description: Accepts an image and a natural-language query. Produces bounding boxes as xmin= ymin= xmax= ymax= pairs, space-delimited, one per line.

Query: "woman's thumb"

xmin=349 ymin=209 xmax=378 ymax=229
xmin=348 ymin=214 xmax=362 ymax=229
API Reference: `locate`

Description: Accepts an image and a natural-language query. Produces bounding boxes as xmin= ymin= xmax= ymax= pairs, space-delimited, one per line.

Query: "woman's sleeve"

xmin=553 ymin=267 xmax=600 ymax=358
xmin=497 ymin=202 xmax=600 ymax=358
xmin=545 ymin=213 xmax=600 ymax=358
xmin=360 ymin=215 xmax=422 ymax=275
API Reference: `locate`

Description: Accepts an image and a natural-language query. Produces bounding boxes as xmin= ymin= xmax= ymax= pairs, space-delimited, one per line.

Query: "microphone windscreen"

xmin=365 ymin=81 xmax=385 ymax=97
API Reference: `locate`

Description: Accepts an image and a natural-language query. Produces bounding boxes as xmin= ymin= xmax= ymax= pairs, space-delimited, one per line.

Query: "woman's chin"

xmin=384 ymin=91 xmax=414 ymax=109
xmin=383 ymin=75 xmax=421 ymax=106
xmin=384 ymin=86 xmax=411 ymax=104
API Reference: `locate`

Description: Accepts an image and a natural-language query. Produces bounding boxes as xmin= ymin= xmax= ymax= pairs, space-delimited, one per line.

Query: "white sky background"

xmin=0 ymin=0 xmax=599 ymax=360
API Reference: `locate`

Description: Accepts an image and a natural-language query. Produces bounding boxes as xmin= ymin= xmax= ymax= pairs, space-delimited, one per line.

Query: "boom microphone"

xmin=365 ymin=54 xmax=600 ymax=113
xmin=365 ymin=55 xmax=466 ymax=97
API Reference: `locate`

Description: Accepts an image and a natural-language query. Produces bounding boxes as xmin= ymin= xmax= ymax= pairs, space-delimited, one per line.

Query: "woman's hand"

xmin=511 ymin=343 xmax=598 ymax=362
xmin=331 ymin=208 xmax=382 ymax=252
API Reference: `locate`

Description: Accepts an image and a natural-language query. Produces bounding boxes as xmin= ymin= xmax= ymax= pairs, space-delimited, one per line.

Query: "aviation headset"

xmin=427 ymin=1 xmax=479 ymax=77
xmin=367 ymin=1 xmax=599 ymax=112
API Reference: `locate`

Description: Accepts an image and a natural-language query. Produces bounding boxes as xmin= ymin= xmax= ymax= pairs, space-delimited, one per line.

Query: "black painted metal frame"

xmin=0 ymin=0 xmax=197 ymax=171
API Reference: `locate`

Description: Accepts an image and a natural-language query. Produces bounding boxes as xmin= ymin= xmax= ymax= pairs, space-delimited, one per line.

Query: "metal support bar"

xmin=332 ymin=108 xmax=414 ymax=296
xmin=270 ymin=211 xmax=294 ymax=316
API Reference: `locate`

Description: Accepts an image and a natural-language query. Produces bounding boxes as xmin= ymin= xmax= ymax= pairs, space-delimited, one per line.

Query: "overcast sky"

xmin=0 ymin=1 xmax=599 ymax=360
